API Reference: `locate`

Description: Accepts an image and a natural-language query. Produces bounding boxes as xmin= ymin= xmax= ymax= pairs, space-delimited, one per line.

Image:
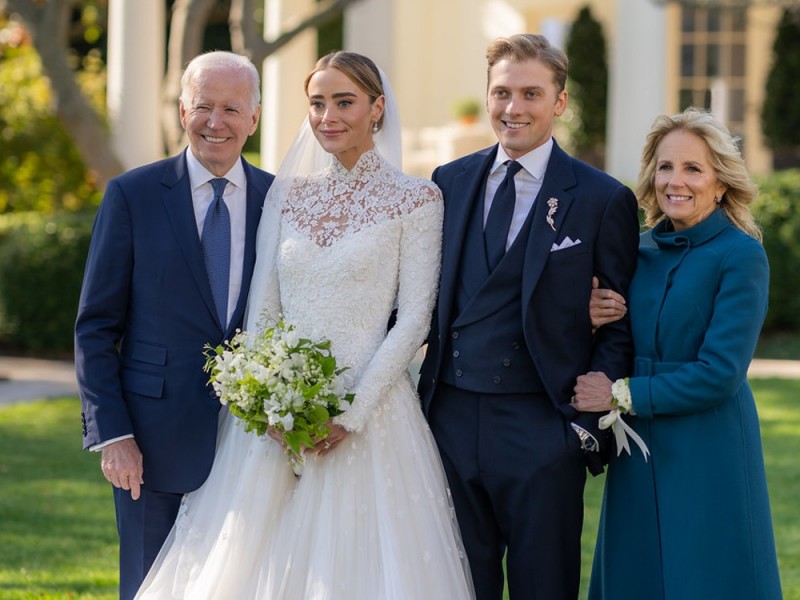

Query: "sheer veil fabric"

xmin=136 ymin=68 xmax=475 ymax=599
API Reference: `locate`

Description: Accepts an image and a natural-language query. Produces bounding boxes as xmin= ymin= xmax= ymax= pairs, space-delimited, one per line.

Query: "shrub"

xmin=0 ymin=211 xmax=94 ymax=355
xmin=0 ymin=46 xmax=102 ymax=213
xmin=566 ymin=5 xmax=609 ymax=168
xmin=752 ymin=169 xmax=800 ymax=331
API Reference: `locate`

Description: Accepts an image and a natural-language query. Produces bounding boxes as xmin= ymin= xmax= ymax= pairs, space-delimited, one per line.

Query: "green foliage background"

xmin=0 ymin=46 xmax=103 ymax=214
xmin=752 ymin=170 xmax=800 ymax=331
xmin=0 ymin=211 xmax=93 ymax=354
xmin=761 ymin=9 xmax=800 ymax=153
xmin=565 ymin=6 xmax=608 ymax=160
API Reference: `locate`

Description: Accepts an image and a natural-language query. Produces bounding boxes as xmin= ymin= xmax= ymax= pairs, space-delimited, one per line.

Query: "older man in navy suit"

xmin=418 ymin=34 xmax=639 ymax=600
xmin=75 ymin=51 xmax=273 ymax=599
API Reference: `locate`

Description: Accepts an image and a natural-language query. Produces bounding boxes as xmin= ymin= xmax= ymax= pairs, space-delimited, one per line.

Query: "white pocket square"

xmin=550 ymin=236 xmax=582 ymax=252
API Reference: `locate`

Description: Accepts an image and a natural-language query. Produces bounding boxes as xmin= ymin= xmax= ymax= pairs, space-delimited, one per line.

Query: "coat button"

xmin=511 ymin=341 xmax=520 ymax=350
xmin=492 ymin=376 xmax=502 ymax=384
xmin=452 ymin=331 xmax=460 ymax=339
xmin=453 ymin=350 xmax=460 ymax=358
xmin=503 ymin=358 xmax=511 ymax=367
xmin=455 ymin=369 xmax=463 ymax=377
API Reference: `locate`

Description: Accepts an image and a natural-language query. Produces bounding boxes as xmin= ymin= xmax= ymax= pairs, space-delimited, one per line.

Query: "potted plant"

xmin=452 ymin=97 xmax=482 ymax=124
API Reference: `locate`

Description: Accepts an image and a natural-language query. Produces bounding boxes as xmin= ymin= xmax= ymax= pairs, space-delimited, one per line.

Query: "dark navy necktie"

xmin=484 ymin=160 xmax=523 ymax=270
xmin=202 ymin=177 xmax=230 ymax=327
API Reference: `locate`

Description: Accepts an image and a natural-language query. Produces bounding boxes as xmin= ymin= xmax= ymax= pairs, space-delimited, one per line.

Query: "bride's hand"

xmin=311 ymin=422 xmax=349 ymax=456
xmin=266 ymin=427 xmax=287 ymax=449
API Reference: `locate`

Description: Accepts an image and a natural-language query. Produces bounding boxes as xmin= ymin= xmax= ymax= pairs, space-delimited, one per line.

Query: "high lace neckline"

xmin=330 ymin=149 xmax=385 ymax=183
xmin=281 ymin=147 xmax=436 ymax=248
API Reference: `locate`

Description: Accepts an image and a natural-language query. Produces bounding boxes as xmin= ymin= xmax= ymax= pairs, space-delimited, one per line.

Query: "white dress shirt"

xmin=483 ymin=137 xmax=554 ymax=250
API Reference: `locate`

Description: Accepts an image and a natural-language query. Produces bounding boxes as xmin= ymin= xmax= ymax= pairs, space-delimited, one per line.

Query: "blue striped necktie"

xmin=201 ymin=177 xmax=230 ymax=327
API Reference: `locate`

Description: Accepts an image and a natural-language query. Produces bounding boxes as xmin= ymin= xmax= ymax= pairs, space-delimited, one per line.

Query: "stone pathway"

xmin=0 ymin=354 xmax=799 ymax=408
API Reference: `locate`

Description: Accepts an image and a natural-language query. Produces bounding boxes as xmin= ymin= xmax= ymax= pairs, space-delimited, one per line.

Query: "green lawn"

xmin=1 ymin=383 xmax=798 ymax=599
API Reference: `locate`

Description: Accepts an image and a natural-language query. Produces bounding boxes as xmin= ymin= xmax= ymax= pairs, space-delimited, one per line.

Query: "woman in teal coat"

xmin=575 ymin=109 xmax=782 ymax=599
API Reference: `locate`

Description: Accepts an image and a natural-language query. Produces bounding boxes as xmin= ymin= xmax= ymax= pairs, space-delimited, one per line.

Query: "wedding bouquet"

xmin=204 ymin=318 xmax=354 ymax=468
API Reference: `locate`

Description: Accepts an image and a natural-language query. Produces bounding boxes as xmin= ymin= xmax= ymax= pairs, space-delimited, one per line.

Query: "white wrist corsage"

xmin=598 ymin=378 xmax=650 ymax=461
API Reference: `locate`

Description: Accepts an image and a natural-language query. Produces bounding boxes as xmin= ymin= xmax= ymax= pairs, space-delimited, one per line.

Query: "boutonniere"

xmin=546 ymin=198 xmax=558 ymax=231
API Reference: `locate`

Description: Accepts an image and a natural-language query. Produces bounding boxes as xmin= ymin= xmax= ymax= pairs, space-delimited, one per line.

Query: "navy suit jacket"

xmin=75 ymin=151 xmax=273 ymax=493
xmin=419 ymin=141 xmax=639 ymax=472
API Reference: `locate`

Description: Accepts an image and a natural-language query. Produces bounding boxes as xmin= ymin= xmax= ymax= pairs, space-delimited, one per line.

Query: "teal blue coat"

xmin=589 ymin=210 xmax=782 ymax=599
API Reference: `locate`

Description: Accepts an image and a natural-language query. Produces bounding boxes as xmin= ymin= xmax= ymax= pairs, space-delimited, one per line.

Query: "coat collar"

xmin=650 ymin=208 xmax=731 ymax=249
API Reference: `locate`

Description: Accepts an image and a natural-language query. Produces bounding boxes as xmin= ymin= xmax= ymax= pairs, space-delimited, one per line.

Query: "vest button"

xmin=453 ymin=350 xmax=460 ymax=358
xmin=492 ymin=376 xmax=502 ymax=384
xmin=452 ymin=331 xmax=460 ymax=339
xmin=503 ymin=358 xmax=511 ymax=367
xmin=455 ymin=369 xmax=463 ymax=377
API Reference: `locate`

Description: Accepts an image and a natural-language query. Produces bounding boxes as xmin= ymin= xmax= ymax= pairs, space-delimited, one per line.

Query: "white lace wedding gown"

xmin=136 ymin=150 xmax=474 ymax=599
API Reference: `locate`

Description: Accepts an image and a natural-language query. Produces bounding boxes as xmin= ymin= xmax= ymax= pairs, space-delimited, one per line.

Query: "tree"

xmin=565 ymin=5 xmax=608 ymax=168
xmin=0 ymin=0 xmax=361 ymax=190
xmin=761 ymin=8 xmax=800 ymax=169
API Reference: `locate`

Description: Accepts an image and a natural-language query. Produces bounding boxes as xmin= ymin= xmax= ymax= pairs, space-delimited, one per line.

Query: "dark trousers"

xmin=428 ymin=383 xmax=586 ymax=600
xmin=113 ymin=486 xmax=182 ymax=600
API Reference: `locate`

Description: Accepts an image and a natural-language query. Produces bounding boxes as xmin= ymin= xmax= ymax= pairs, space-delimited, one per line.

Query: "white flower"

xmin=611 ymin=378 xmax=633 ymax=413
xmin=279 ymin=412 xmax=295 ymax=431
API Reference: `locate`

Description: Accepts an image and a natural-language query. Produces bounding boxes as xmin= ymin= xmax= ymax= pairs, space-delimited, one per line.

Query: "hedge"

xmin=753 ymin=169 xmax=800 ymax=331
xmin=0 ymin=211 xmax=93 ymax=355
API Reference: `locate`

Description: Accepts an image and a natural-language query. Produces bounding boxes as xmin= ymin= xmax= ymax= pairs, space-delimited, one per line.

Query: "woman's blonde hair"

xmin=636 ymin=108 xmax=761 ymax=240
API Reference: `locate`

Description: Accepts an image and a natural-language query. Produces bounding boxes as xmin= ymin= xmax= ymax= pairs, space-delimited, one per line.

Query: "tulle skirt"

xmin=136 ymin=376 xmax=474 ymax=599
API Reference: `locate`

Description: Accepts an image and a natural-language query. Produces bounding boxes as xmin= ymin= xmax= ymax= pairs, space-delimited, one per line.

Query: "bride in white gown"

xmin=136 ymin=52 xmax=475 ymax=599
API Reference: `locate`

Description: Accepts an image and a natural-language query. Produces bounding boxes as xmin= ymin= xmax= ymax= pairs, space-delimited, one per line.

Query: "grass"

xmin=1 ymin=384 xmax=798 ymax=599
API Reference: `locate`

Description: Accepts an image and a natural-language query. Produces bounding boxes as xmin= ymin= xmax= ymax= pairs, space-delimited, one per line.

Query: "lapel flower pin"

xmin=546 ymin=198 xmax=558 ymax=231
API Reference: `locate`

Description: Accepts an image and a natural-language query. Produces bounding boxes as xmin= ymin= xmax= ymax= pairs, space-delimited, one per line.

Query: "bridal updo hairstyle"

xmin=303 ymin=51 xmax=386 ymax=132
xmin=485 ymin=33 xmax=569 ymax=95
xmin=636 ymin=108 xmax=761 ymax=240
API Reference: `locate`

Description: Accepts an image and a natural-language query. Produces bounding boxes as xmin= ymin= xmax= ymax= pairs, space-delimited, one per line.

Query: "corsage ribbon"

xmin=599 ymin=410 xmax=650 ymax=460
xmin=599 ymin=377 xmax=650 ymax=461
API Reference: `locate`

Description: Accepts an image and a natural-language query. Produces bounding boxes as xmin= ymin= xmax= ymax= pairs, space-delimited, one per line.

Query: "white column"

xmin=343 ymin=0 xmax=393 ymax=76
xmin=261 ymin=0 xmax=317 ymax=173
xmin=107 ymin=0 xmax=165 ymax=169
xmin=607 ymin=0 xmax=667 ymax=183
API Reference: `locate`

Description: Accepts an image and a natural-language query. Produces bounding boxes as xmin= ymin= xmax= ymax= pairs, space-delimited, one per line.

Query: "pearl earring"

xmin=715 ymin=195 xmax=722 ymax=204
xmin=372 ymin=123 xmax=379 ymax=134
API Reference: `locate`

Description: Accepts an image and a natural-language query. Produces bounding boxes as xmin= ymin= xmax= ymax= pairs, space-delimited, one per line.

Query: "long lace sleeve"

xmin=334 ymin=188 xmax=443 ymax=432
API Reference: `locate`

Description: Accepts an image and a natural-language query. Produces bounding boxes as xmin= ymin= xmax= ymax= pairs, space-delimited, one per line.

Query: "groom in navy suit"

xmin=75 ymin=52 xmax=273 ymax=599
xmin=419 ymin=34 xmax=639 ymax=599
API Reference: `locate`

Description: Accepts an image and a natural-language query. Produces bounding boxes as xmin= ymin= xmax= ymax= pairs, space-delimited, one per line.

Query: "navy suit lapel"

xmin=437 ymin=147 xmax=496 ymax=335
xmin=161 ymin=151 xmax=220 ymax=327
xmin=521 ymin=141 xmax=577 ymax=306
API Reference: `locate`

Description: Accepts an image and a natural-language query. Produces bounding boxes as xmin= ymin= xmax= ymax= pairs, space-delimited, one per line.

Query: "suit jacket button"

xmin=492 ymin=376 xmax=502 ymax=384
xmin=453 ymin=350 xmax=460 ymax=358
xmin=503 ymin=358 xmax=511 ymax=367
xmin=511 ymin=341 xmax=520 ymax=350
xmin=451 ymin=331 xmax=460 ymax=339
xmin=455 ymin=369 xmax=463 ymax=377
